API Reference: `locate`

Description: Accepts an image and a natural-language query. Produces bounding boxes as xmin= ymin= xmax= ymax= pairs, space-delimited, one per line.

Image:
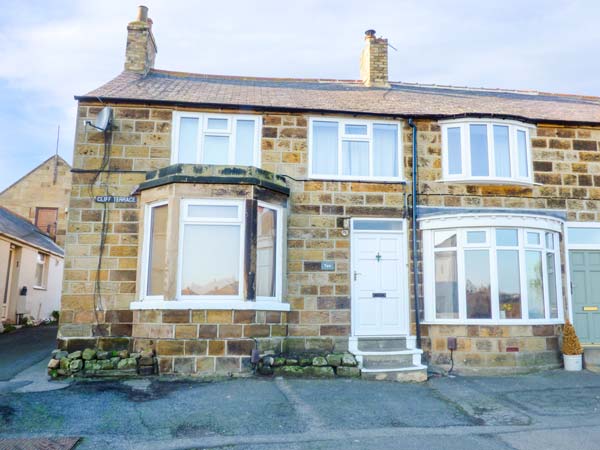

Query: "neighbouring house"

xmin=57 ymin=6 xmax=600 ymax=378
xmin=0 ymin=207 xmax=64 ymax=324
xmin=0 ymin=155 xmax=72 ymax=247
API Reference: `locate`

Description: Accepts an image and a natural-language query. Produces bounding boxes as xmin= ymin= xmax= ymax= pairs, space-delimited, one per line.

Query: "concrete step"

xmin=584 ymin=346 xmax=600 ymax=371
xmin=357 ymin=337 xmax=407 ymax=352
xmin=362 ymin=353 xmax=415 ymax=370
xmin=361 ymin=366 xmax=428 ymax=382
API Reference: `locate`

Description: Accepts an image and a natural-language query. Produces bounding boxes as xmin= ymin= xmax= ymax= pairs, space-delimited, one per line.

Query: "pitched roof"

xmin=0 ymin=155 xmax=71 ymax=197
xmin=77 ymin=69 xmax=600 ymax=125
xmin=0 ymin=207 xmax=64 ymax=256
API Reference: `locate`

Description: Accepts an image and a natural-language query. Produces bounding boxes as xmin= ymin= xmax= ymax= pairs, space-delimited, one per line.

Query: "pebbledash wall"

xmin=58 ymin=98 xmax=600 ymax=374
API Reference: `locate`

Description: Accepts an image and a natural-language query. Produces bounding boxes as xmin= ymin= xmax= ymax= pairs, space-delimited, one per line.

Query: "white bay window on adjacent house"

xmin=309 ymin=118 xmax=403 ymax=181
xmin=422 ymin=215 xmax=563 ymax=324
xmin=440 ymin=119 xmax=534 ymax=184
xmin=172 ymin=112 xmax=261 ymax=166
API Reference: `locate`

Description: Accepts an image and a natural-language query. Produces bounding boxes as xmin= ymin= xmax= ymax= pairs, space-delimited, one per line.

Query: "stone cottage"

xmin=58 ymin=6 xmax=600 ymax=379
xmin=0 ymin=155 xmax=72 ymax=247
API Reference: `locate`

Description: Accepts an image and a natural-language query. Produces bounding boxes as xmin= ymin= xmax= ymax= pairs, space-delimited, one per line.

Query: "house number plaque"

xmin=320 ymin=261 xmax=335 ymax=271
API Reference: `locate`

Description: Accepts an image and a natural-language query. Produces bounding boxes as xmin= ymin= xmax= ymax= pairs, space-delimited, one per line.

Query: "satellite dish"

xmin=94 ymin=107 xmax=113 ymax=131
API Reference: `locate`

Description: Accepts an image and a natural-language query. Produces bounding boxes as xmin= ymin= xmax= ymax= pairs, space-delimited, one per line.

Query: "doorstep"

xmin=583 ymin=345 xmax=600 ymax=372
xmin=349 ymin=336 xmax=428 ymax=382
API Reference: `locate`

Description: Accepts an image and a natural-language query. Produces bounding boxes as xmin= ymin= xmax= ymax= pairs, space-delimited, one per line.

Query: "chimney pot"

xmin=365 ymin=29 xmax=376 ymax=39
xmin=136 ymin=5 xmax=149 ymax=22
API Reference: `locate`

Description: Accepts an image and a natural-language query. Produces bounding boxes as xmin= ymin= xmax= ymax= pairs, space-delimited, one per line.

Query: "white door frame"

xmin=350 ymin=217 xmax=410 ymax=337
xmin=565 ymin=222 xmax=600 ymax=325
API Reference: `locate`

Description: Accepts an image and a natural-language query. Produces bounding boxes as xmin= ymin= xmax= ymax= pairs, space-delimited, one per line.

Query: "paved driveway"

xmin=0 ymin=325 xmax=57 ymax=380
xmin=2 ymin=369 xmax=600 ymax=449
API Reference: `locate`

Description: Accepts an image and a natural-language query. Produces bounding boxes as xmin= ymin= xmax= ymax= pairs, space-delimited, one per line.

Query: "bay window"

xmin=423 ymin=215 xmax=563 ymax=324
xmin=256 ymin=202 xmax=283 ymax=301
xmin=142 ymin=202 xmax=168 ymax=299
xmin=440 ymin=119 xmax=533 ymax=183
xmin=172 ymin=112 xmax=261 ymax=166
xmin=179 ymin=200 xmax=245 ymax=299
xmin=139 ymin=197 xmax=284 ymax=305
xmin=309 ymin=118 xmax=402 ymax=181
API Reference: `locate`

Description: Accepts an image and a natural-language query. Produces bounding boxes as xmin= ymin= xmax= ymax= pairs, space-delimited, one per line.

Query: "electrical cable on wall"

xmin=84 ymin=106 xmax=114 ymax=335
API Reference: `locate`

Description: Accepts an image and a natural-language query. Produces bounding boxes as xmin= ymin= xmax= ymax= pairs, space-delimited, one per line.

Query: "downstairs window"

xmin=422 ymin=216 xmax=563 ymax=324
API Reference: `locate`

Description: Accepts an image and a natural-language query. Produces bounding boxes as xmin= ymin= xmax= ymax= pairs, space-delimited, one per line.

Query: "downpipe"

xmin=408 ymin=118 xmax=421 ymax=349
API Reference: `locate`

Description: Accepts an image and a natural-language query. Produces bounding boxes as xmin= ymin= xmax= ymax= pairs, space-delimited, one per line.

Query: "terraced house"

xmin=58 ymin=6 xmax=600 ymax=379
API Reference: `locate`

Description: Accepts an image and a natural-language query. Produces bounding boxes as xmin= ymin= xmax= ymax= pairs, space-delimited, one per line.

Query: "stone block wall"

xmin=415 ymin=120 xmax=600 ymax=219
xmin=131 ymin=309 xmax=287 ymax=374
xmin=59 ymin=105 xmax=171 ymax=345
xmin=422 ymin=325 xmax=561 ymax=373
xmin=61 ymin=101 xmax=600 ymax=374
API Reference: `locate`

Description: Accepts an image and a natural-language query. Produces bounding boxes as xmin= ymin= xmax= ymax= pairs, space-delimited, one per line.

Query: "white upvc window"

xmin=422 ymin=214 xmax=563 ymax=325
xmin=308 ymin=117 xmax=403 ymax=181
xmin=34 ymin=252 xmax=48 ymax=289
xmin=171 ymin=112 xmax=261 ymax=166
xmin=440 ymin=119 xmax=534 ymax=184
xmin=141 ymin=201 xmax=168 ymax=300
xmin=256 ymin=202 xmax=284 ymax=302
xmin=178 ymin=199 xmax=246 ymax=300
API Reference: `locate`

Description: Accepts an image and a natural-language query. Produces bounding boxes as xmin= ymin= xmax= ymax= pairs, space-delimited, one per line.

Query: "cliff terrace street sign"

xmin=94 ymin=195 xmax=137 ymax=203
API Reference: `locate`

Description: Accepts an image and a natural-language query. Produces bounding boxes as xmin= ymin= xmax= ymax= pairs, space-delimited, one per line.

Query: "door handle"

xmin=353 ymin=271 xmax=361 ymax=281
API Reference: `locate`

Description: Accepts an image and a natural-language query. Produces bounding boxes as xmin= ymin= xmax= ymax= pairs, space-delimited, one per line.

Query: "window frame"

xmin=140 ymin=200 xmax=169 ymax=301
xmin=256 ymin=201 xmax=284 ymax=303
xmin=422 ymin=214 xmax=564 ymax=325
xmin=308 ymin=117 xmax=404 ymax=182
xmin=440 ymin=118 xmax=535 ymax=184
xmin=33 ymin=252 xmax=49 ymax=289
xmin=176 ymin=198 xmax=246 ymax=301
xmin=171 ymin=112 xmax=262 ymax=167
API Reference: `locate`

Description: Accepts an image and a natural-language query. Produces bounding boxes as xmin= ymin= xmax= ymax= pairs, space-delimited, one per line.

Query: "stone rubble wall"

xmin=258 ymin=352 xmax=360 ymax=378
xmin=47 ymin=348 xmax=157 ymax=378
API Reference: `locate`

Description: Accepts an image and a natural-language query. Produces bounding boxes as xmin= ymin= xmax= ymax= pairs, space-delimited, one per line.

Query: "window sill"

xmin=435 ymin=178 xmax=539 ymax=187
xmin=309 ymin=175 xmax=406 ymax=184
xmin=421 ymin=319 xmax=564 ymax=326
xmin=130 ymin=299 xmax=290 ymax=312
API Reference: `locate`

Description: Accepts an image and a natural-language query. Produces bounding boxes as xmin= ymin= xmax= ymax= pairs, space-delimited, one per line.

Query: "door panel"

xmin=352 ymin=229 xmax=407 ymax=336
xmin=570 ymin=250 xmax=600 ymax=343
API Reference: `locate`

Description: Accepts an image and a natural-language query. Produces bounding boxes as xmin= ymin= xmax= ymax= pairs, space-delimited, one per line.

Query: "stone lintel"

xmin=138 ymin=164 xmax=290 ymax=196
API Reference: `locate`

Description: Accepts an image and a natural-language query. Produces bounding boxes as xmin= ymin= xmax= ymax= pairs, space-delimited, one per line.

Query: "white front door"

xmin=351 ymin=219 xmax=408 ymax=336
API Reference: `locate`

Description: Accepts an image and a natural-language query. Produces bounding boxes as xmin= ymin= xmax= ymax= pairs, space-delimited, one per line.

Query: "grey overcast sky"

xmin=1 ymin=0 xmax=599 ymax=191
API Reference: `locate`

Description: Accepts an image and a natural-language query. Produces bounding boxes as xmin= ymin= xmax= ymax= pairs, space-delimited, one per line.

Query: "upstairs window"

xmin=309 ymin=118 xmax=403 ymax=181
xmin=440 ymin=119 xmax=533 ymax=183
xmin=172 ymin=112 xmax=261 ymax=166
xmin=35 ymin=207 xmax=58 ymax=239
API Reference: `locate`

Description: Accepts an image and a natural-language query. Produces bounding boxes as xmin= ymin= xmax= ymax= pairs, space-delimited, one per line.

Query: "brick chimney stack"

xmin=124 ymin=5 xmax=157 ymax=74
xmin=360 ymin=30 xmax=390 ymax=88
